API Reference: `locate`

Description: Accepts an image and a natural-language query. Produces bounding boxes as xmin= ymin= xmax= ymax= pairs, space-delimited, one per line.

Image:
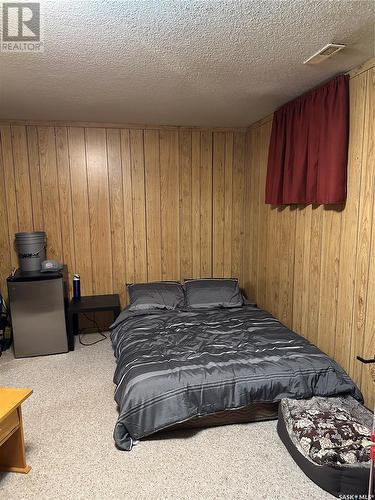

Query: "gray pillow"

xmin=128 ymin=281 xmax=185 ymax=311
xmin=184 ymin=278 xmax=243 ymax=309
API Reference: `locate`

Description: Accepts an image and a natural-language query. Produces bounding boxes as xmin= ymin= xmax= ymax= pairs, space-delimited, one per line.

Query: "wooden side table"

xmin=67 ymin=294 xmax=121 ymax=350
xmin=0 ymin=387 xmax=33 ymax=474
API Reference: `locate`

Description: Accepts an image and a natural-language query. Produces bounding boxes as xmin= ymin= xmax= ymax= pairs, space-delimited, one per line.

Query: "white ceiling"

xmin=0 ymin=0 xmax=374 ymax=127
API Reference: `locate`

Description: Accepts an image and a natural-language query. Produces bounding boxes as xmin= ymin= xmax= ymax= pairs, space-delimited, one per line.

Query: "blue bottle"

xmin=73 ymin=274 xmax=81 ymax=301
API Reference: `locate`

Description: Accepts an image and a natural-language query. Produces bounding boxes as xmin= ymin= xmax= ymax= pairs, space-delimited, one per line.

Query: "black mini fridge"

xmin=7 ymin=268 xmax=69 ymax=357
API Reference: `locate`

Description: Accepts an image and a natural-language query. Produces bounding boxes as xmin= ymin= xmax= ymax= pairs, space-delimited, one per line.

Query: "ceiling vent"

xmin=303 ymin=43 xmax=346 ymax=65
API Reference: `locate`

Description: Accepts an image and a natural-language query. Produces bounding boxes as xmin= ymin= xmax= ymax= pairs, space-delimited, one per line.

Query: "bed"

xmin=110 ymin=279 xmax=362 ymax=451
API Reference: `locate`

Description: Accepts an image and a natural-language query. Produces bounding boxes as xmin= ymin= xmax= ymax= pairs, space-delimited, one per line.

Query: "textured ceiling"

xmin=0 ymin=0 xmax=374 ymax=126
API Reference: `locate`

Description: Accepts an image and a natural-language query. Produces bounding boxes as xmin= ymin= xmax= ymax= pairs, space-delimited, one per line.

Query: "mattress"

xmin=168 ymin=401 xmax=280 ymax=430
xmin=277 ymin=396 xmax=372 ymax=497
xmin=110 ymin=304 xmax=362 ymax=450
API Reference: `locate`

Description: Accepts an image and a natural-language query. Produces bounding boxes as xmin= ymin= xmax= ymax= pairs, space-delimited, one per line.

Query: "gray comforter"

xmin=110 ymin=304 xmax=362 ymax=450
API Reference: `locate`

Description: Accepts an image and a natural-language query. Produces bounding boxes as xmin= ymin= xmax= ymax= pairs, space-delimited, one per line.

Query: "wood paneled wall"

xmin=0 ymin=60 xmax=373 ymax=406
xmin=243 ymin=61 xmax=375 ymax=408
xmin=0 ymin=125 xmax=246 ymax=306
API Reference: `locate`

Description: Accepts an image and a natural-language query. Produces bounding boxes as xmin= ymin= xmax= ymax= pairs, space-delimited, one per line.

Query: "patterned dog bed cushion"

xmin=277 ymin=396 xmax=372 ymax=498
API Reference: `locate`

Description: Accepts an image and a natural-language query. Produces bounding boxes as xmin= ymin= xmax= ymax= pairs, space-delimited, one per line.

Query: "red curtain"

xmin=265 ymin=74 xmax=349 ymax=205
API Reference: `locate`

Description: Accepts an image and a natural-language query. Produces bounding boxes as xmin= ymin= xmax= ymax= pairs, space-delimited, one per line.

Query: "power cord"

xmin=78 ymin=312 xmax=107 ymax=346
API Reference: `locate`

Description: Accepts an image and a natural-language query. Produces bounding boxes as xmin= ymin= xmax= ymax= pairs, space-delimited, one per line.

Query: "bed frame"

xmin=169 ymin=402 xmax=279 ymax=431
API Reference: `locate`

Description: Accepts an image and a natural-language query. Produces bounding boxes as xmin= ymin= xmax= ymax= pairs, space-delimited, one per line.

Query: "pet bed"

xmin=277 ymin=396 xmax=372 ymax=497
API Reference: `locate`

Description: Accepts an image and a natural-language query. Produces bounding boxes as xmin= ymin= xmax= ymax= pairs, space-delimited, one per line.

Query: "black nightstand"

xmin=67 ymin=294 xmax=121 ymax=350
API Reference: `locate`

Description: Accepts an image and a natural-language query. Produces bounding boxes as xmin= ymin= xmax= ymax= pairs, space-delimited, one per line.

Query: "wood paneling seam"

xmin=83 ymin=127 xmax=95 ymax=291
xmin=54 ymin=127 xmax=67 ymax=269
xmin=346 ymin=75 xmax=367 ymax=365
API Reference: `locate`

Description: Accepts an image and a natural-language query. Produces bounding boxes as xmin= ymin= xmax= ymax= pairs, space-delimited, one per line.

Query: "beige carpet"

xmin=0 ymin=336 xmax=333 ymax=500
